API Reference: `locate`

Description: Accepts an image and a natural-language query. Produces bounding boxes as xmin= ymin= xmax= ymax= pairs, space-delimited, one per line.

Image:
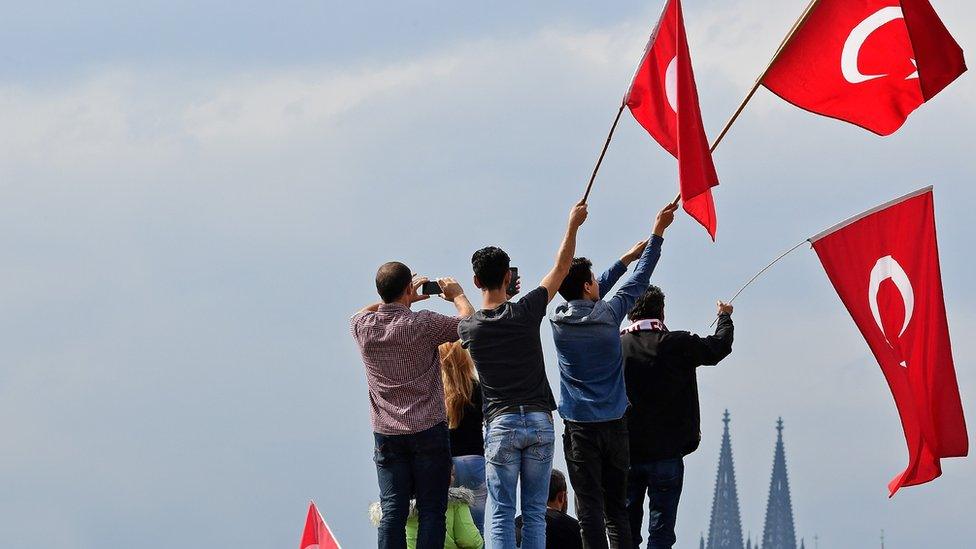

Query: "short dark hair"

xmin=558 ymin=257 xmax=593 ymax=301
xmin=629 ymin=285 xmax=665 ymax=321
xmin=375 ymin=262 xmax=412 ymax=303
xmin=471 ymin=247 xmax=510 ymax=290
xmin=548 ymin=469 xmax=567 ymax=503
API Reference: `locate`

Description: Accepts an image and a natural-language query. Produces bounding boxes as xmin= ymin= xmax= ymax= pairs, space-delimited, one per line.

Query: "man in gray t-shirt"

xmin=459 ymin=202 xmax=587 ymax=549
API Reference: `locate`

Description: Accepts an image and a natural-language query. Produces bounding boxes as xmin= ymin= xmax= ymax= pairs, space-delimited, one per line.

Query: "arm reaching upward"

xmin=540 ymin=202 xmax=588 ymax=302
xmin=437 ymin=277 xmax=474 ymax=318
xmin=684 ymin=302 xmax=734 ymax=366
xmin=607 ymin=203 xmax=678 ymax=322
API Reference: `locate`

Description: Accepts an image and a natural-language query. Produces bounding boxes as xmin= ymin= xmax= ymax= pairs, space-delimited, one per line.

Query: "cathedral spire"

xmin=761 ymin=418 xmax=797 ymax=549
xmin=707 ymin=410 xmax=745 ymax=549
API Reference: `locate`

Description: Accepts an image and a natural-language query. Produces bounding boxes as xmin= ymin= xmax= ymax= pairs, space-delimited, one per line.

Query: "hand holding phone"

xmin=421 ymin=281 xmax=442 ymax=295
xmin=507 ymin=267 xmax=520 ymax=297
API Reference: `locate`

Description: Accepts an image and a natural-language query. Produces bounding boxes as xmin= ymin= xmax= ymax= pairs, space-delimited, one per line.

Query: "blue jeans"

xmin=626 ymin=458 xmax=684 ymax=549
xmin=484 ymin=410 xmax=555 ymax=549
xmin=452 ymin=455 xmax=487 ymax=535
xmin=374 ymin=423 xmax=452 ymax=549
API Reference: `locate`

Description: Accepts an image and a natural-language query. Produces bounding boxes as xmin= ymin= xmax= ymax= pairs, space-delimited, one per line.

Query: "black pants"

xmin=563 ymin=418 xmax=632 ymax=549
xmin=373 ymin=422 xmax=452 ymax=549
xmin=626 ymin=458 xmax=684 ymax=549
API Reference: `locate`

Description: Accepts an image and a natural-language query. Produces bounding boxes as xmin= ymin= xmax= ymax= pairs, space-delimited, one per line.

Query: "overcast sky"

xmin=1 ymin=1 xmax=974 ymax=547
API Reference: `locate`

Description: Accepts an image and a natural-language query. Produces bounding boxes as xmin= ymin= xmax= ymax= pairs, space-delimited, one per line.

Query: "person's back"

xmin=459 ymin=203 xmax=588 ymax=549
xmin=352 ymin=262 xmax=475 ymax=549
xmin=460 ymin=286 xmax=554 ymax=423
xmin=621 ymin=287 xmax=733 ymax=549
xmin=549 ymin=204 xmax=675 ymax=549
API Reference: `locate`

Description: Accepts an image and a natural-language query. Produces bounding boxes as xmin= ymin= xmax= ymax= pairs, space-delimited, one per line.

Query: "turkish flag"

xmin=810 ymin=187 xmax=967 ymax=495
xmin=626 ymin=0 xmax=719 ymax=240
xmin=763 ymin=0 xmax=966 ymax=136
xmin=300 ymin=502 xmax=342 ymax=549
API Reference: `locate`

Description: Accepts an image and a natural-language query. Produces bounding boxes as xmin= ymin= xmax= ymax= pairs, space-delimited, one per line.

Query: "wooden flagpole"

xmin=581 ymin=103 xmax=627 ymax=203
xmin=670 ymin=0 xmax=823 ymax=205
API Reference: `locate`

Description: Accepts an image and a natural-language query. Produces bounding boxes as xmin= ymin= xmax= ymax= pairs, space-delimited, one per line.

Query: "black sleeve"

xmin=680 ymin=313 xmax=734 ymax=367
xmin=518 ymin=286 xmax=550 ymax=320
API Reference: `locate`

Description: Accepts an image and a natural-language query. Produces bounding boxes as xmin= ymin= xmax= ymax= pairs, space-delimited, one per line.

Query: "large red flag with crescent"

xmin=810 ymin=187 xmax=968 ymax=495
xmin=300 ymin=502 xmax=342 ymax=549
xmin=626 ymin=0 xmax=719 ymax=240
xmin=763 ymin=0 xmax=966 ymax=136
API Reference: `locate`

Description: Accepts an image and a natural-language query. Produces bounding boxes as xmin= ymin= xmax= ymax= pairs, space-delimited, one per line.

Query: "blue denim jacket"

xmin=549 ymin=234 xmax=664 ymax=422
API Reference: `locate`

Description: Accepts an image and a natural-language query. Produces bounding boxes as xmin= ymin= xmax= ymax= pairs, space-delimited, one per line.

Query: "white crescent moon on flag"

xmin=868 ymin=255 xmax=914 ymax=345
xmin=665 ymin=56 xmax=678 ymax=112
xmin=842 ymin=6 xmax=918 ymax=84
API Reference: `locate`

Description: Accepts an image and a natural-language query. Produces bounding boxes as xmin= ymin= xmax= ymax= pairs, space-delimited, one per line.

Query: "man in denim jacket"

xmin=549 ymin=203 xmax=677 ymax=549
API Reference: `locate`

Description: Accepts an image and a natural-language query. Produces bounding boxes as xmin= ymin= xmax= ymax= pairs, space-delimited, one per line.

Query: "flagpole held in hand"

xmin=670 ymin=0 xmax=822 ymax=208
xmin=709 ymin=0 xmax=823 ymax=152
xmin=708 ymin=238 xmax=808 ymax=327
xmin=581 ymin=103 xmax=627 ymax=204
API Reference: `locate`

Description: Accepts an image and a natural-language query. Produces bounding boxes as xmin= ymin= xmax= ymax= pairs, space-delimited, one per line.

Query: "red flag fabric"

xmin=626 ymin=0 xmax=719 ymax=239
xmin=300 ymin=502 xmax=341 ymax=549
xmin=810 ymin=187 xmax=968 ymax=495
xmin=763 ymin=0 xmax=966 ymax=136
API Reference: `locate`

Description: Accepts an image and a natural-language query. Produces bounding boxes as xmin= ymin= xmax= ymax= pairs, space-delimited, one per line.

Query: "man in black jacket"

xmin=621 ymin=286 xmax=734 ymax=549
xmin=515 ymin=469 xmax=583 ymax=549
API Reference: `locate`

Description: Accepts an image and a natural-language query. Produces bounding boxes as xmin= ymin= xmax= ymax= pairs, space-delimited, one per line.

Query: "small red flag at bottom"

xmin=300 ymin=502 xmax=342 ymax=549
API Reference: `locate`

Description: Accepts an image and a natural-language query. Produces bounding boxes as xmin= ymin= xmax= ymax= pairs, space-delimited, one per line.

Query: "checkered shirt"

xmin=351 ymin=303 xmax=461 ymax=435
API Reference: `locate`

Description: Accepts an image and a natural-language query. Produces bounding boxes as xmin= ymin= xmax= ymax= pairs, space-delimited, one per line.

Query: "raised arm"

xmin=437 ymin=277 xmax=474 ymax=318
xmin=540 ymin=202 xmax=588 ymax=302
xmin=683 ymin=302 xmax=735 ymax=366
xmin=607 ymin=203 xmax=677 ymax=322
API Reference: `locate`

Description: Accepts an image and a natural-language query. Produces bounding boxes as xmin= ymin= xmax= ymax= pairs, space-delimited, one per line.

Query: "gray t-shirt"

xmin=458 ymin=286 xmax=556 ymax=424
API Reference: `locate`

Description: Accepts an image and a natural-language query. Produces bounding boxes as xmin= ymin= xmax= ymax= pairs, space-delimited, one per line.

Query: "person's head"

xmin=558 ymin=257 xmax=599 ymax=302
xmin=629 ymin=285 xmax=666 ymax=322
xmin=375 ymin=261 xmax=413 ymax=304
xmin=471 ymin=246 xmax=511 ymax=292
xmin=439 ymin=341 xmax=477 ymax=429
xmin=547 ymin=469 xmax=569 ymax=513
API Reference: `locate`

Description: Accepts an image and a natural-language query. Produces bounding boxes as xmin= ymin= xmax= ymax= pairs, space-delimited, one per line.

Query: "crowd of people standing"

xmin=351 ymin=202 xmax=735 ymax=549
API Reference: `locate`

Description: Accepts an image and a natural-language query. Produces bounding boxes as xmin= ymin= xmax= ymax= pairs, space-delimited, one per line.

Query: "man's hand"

xmin=506 ymin=276 xmax=522 ymax=299
xmin=621 ymin=239 xmax=649 ymax=265
xmin=410 ymin=275 xmax=431 ymax=303
xmin=653 ymin=202 xmax=679 ymax=237
xmin=438 ymin=277 xmax=465 ymax=301
xmin=569 ymin=202 xmax=588 ymax=229
xmin=717 ymin=301 xmax=733 ymax=315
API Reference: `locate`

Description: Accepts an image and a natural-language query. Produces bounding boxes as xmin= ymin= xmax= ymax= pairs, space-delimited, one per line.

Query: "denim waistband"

xmin=488 ymin=406 xmax=552 ymax=427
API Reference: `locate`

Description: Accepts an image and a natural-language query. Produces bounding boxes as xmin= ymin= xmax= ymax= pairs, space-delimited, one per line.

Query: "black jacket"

xmin=515 ymin=508 xmax=582 ymax=549
xmin=622 ymin=313 xmax=734 ymax=462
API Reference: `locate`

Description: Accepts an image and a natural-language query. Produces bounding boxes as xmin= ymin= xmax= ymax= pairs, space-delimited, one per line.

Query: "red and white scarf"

xmin=621 ymin=319 xmax=667 ymax=335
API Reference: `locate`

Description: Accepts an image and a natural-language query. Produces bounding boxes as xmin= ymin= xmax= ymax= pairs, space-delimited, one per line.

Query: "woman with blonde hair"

xmin=440 ymin=340 xmax=487 ymax=535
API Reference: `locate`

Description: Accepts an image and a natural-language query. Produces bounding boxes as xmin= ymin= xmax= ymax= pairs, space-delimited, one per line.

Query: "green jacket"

xmin=369 ymin=487 xmax=484 ymax=549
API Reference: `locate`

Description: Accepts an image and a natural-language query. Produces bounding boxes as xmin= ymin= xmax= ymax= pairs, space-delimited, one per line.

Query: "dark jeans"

xmin=563 ymin=418 xmax=632 ymax=549
xmin=373 ymin=422 xmax=452 ymax=549
xmin=626 ymin=458 xmax=684 ymax=549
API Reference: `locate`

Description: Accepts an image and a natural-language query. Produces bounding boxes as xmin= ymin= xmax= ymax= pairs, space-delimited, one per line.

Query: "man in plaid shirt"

xmin=352 ymin=261 xmax=474 ymax=549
